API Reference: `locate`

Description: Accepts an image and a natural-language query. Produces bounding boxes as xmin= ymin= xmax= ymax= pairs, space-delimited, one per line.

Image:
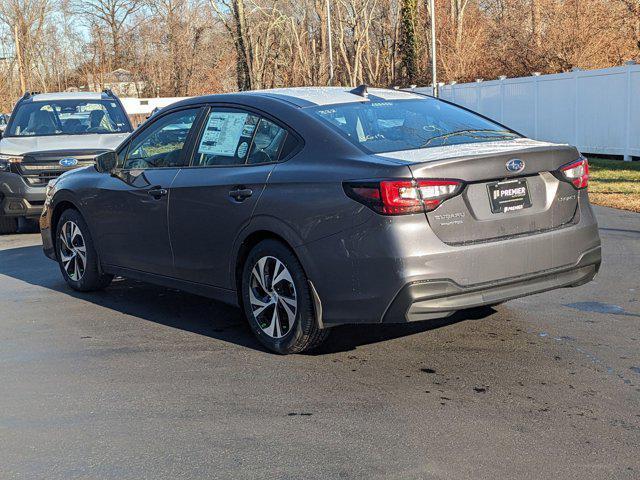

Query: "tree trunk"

xmin=233 ymin=0 xmax=252 ymax=90
xmin=399 ymin=0 xmax=418 ymax=83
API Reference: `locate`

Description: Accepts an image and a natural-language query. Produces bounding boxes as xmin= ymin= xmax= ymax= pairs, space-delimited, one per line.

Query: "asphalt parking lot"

xmin=0 ymin=205 xmax=638 ymax=480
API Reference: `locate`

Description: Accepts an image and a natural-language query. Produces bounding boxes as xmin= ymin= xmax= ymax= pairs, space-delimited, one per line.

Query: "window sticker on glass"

xmin=198 ymin=112 xmax=248 ymax=157
xmin=242 ymin=124 xmax=256 ymax=137
xmin=237 ymin=141 xmax=249 ymax=158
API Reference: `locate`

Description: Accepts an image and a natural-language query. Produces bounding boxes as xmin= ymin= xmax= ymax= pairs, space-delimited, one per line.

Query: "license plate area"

xmin=487 ymin=178 xmax=532 ymax=214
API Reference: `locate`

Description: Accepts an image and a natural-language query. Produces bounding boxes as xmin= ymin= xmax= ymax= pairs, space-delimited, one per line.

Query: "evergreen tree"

xmin=399 ymin=0 xmax=419 ymax=83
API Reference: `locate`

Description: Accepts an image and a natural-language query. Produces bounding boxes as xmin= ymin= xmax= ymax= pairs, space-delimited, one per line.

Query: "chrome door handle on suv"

xmin=229 ymin=187 xmax=253 ymax=202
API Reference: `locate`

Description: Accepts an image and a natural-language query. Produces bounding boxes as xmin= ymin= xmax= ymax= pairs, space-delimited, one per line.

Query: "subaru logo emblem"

xmin=59 ymin=157 xmax=78 ymax=167
xmin=506 ymin=158 xmax=525 ymax=173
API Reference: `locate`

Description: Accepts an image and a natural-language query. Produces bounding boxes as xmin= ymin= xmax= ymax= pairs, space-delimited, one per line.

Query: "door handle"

xmin=148 ymin=187 xmax=168 ymax=199
xmin=229 ymin=187 xmax=253 ymax=202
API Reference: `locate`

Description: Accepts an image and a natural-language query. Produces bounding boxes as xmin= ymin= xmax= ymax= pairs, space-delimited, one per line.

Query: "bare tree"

xmin=616 ymin=0 xmax=640 ymax=57
xmin=73 ymin=0 xmax=145 ymax=68
xmin=210 ymin=0 xmax=253 ymax=90
xmin=0 ymin=0 xmax=53 ymax=92
xmin=1 ymin=0 xmax=639 ymax=110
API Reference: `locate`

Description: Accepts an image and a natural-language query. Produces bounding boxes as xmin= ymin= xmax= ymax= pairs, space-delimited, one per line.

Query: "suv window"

xmin=6 ymin=99 xmax=132 ymax=137
xmin=193 ymin=109 xmax=293 ymax=167
xmin=123 ymin=109 xmax=198 ymax=170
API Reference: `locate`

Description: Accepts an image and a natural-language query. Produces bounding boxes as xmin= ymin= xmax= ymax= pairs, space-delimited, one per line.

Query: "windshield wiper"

xmin=421 ymin=129 xmax=518 ymax=147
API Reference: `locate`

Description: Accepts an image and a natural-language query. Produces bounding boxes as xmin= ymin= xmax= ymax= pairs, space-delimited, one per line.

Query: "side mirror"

xmin=95 ymin=151 xmax=118 ymax=174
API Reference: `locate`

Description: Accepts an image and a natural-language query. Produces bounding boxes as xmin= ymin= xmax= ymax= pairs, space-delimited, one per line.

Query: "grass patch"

xmin=587 ymin=158 xmax=640 ymax=213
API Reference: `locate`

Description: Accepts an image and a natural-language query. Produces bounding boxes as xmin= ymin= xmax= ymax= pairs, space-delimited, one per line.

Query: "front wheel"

xmin=55 ymin=209 xmax=113 ymax=291
xmin=241 ymin=240 xmax=329 ymax=354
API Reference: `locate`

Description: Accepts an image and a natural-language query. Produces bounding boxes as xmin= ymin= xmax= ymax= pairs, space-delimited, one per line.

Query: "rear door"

xmin=169 ymin=105 xmax=298 ymax=288
xmin=405 ymin=143 xmax=581 ymax=244
xmin=90 ymin=107 xmax=202 ymax=275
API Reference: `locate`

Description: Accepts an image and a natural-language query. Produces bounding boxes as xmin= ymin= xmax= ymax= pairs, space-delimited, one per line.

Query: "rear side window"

xmin=192 ymin=108 xmax=295 ymax=167
xmin=279 ymin=131 xmax=300 ymax=160
xmin=193 ymin=110 xmax=259 ymax=166
xmin=308 ymin=98 xmax=520 ymax=154
xmin=246 ymin=118 xmax=289 ymax=164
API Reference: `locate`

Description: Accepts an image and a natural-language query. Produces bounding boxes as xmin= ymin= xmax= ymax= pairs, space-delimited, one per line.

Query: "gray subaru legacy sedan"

xmin=40 ymin=86 xmax=601 ymax=353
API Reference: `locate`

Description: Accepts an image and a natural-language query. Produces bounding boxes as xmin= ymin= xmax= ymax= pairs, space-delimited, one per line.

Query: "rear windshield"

xmin=6 ymin=99 xmax=132 ymax=137
xmin=308 ymin=98 xmax=520 ymax=154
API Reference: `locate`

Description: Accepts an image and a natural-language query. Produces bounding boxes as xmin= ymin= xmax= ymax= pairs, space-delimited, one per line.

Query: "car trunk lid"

xmin=377 ymin=139 xmax=582 ymax=245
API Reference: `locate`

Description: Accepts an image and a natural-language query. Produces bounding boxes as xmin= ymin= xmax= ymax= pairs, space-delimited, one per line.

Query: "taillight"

xmin=344 ymin=179 xmax=463 ymax=215
xmin=560 ymin=157 xmax=589 ymax=189
xmin=417 ymin=180 xmax=462 ymax=211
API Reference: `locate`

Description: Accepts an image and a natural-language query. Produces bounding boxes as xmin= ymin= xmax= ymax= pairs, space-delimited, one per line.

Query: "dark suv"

xmin=0 ymin=90 xmax=132 ymax=233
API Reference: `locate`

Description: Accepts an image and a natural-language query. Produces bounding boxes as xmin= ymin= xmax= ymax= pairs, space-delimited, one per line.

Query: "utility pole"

xmin=326 ymin=0 xmax=334 ymax=86
xmin=14 ymin=25 xmax=27 ymax=93
xmin=429 ymin=0 xmax=438 ymax=97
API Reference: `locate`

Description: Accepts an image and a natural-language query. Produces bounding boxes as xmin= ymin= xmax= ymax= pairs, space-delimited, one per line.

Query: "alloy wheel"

xmin=59 ymin=221 xmax=87 ymax=281
xmin=249 ymin=255 xmax=297 ymax=339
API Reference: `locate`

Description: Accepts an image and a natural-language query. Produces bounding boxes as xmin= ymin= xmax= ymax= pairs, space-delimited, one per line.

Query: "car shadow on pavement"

xmin=0 ymin=245 xmax=496 ymax=354
xmin=313 ymin=307 xmax=496 ymax=354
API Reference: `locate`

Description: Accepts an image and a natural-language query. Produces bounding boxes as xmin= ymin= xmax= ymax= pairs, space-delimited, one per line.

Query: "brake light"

xmin=379 ymin=180 xmax=424 ymax=214
xmin=560 ymin=157 xmax=589 ymax=189
xmin=344 ymin=179 xmax=463 ymax=215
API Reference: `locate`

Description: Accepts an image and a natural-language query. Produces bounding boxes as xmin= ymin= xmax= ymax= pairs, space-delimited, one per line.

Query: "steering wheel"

xmin=249 ymin=149 xmax=272 ymax=164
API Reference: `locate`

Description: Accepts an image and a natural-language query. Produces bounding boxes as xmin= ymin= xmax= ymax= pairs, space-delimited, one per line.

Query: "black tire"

xmin=55 ymin=209 xmax=113 ymax=292
xmin=0 ymin=216 xmax=18 ymax=235
xmin=241 ymin=239 xmax=330 ymax=354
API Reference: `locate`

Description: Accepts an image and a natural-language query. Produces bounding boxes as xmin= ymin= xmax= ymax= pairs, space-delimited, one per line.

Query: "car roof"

xmin=26 ymin=92 xmax=111 ymax=102
xmin=172 ymin=86 xmax=427 ymax=110
xmin=246 ymin=86 xmax=425 ymax=108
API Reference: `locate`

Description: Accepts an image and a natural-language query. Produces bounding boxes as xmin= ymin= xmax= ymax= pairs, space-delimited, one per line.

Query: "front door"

xmin=169 ymin=107 xmax=294 ymax=288
xmin=89 ymin=107 xmax=201 ymax=276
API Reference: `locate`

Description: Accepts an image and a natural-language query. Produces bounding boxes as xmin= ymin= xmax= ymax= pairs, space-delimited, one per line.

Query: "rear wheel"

xmin=55 ymin=209 xmax=113 ymax=291
xmin=0 ymin=216 xmax=18 ymax=235
xmin=241 ymin=240 xmax=329 ymax=354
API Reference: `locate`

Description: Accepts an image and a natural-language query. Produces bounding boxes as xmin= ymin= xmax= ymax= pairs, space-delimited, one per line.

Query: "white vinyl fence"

xmin=411 ymin=64 xmax=640 ymax=160
xmin=120 ymin=97 xmax=189 ymax=116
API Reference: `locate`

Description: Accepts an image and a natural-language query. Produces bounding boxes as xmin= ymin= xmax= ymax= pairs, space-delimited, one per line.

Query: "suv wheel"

xmin=55 ymin=209 xmax=113 ymax=291
xmin=241 ymin=240 xmax=329 ymax=354
xmin=0 ymin=216 xmax=18 ymax=235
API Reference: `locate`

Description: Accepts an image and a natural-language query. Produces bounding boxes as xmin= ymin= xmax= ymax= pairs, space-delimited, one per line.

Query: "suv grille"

xmin=14 ymin=150 xmax=106 ymax=186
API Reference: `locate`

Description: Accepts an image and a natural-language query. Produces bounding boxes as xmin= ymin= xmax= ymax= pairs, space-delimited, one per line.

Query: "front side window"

xmin=123 ymin=109 xmax=198 ymax=170
xmin=308 ymin=98 xmax=520 ymax=154
xmin=193 ymin=109 xmax=292 ymax=167
xmin=6 ymin=99 xmax=131 ymax=137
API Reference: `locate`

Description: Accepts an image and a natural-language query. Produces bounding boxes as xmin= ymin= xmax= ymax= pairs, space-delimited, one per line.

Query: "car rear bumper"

xmin=382 ymin=246 xmax=600 ymax=323
xmin=298 ymin=191 xmax=600 ymax=326
xmin=0 ymin=173 xmax=46 ymax=218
